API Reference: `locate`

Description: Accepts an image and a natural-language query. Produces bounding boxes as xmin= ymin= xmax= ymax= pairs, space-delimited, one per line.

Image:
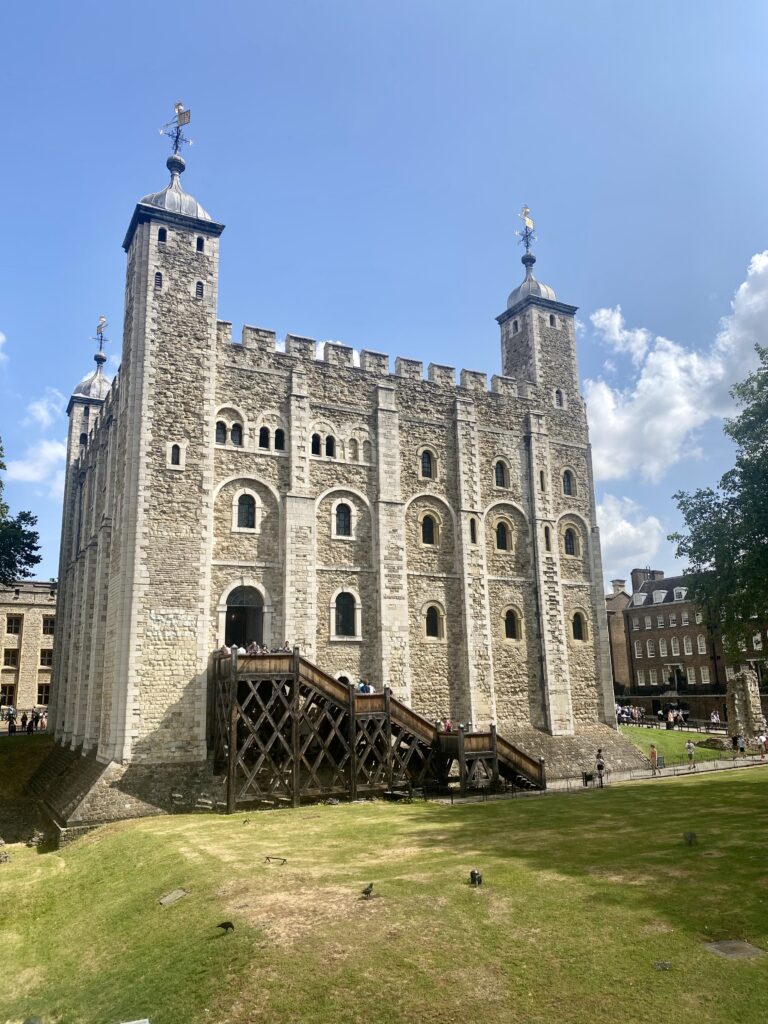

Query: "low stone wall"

xmin=497 ymin=723 xmax=647 ymax=778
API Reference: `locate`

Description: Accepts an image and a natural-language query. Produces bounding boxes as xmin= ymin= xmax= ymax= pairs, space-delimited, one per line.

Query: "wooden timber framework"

xmin=210 ymin=649 xmax=546 ymax=809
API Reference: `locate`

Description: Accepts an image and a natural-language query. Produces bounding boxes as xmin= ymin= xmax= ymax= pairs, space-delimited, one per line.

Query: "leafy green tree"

xmin=0 ymin=437 xmax=41 ymax=586
xmin=670 ymin=344 xmax=768 ymax=653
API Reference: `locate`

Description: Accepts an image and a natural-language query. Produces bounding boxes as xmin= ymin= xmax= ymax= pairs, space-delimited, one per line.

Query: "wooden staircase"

xmin=210 ymin=650 xmax=545 ymax=809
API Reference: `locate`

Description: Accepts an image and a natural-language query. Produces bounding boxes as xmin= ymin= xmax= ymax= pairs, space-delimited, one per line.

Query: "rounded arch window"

xmin=512 ymin=319 xmax=519 ymax=335
xmin=225 ymin=585 xmax=264 ymax=649
xmin=425 ymin=604 xmax=445 ymax=639
xmin=158 ymin=227 xmax=167 ymax=244
xmin=421 ymin=514 xmax=437 ymax=546
xmin=274 ymin=428 xmax=285 ymax=451
xmin=421 ymin=449 xmax=435 ymax=479
xmin=572 ymin=612 xmax=587 ymax=641
xmin=554 ymin=389 xmax=564 ymax=408
xmin=564 ymin=527 xmax=578 ymax=556
xmin=495 ymin=521 xmax=511 ymax=551
xmin=469 ymin=517 xmax=477 ymax=544
xmin=334 ymin=592 xmax=356 ymax=637
xmin=195 ymin=281 xmax=204 ymax=299
xmin=544 ymin=525 xmax=552 ymax=551
xmin=311 ymin=433 xmax=321 ymax=456
xmin=170 ymin=444 xmax=181 ymax=466
xmin=154 ymin=272 xmax=163 ymax=291
xmin=494 ymin=460 xmax=509 ymax=488
xmin=215 ymin=421 xmax=227 ymax=444
xmin=259 ymin=426 xmax=270 ymax=449
xmin=563 ymin=470 xmax=575 ymax=496
xmin=230 ymin=423 xmax=243 ymax=447
xmin=504 ymin=608 xmax=521 ymax=640
xmin=196 ymin=236 xmax=205 ymax=253
xmin=335 ymin=503 xmax=352 ymax=537
xmin=237 ymin=494 xmax=256 ymax=529
xmin=325 ymin=435 xmax=336 ymax=458
xmin=549 ymin=314 xmax=556 ymax=327
xmin=79 ymin=432 xmax=88 ymax=445
xmin=349 ymin=438 xmax=359 ymax=461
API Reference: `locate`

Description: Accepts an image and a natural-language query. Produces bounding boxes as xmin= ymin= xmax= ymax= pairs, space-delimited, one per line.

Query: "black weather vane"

xmin=515 ymin=204 xmax=536 ymax=253
xmin=159 ymin=102 xmax=193 ymax=155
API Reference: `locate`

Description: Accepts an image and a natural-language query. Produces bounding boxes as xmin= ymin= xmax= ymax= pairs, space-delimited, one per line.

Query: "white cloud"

xmin=0 ymin=331 xmax=6 ymax=364
xmin=6 ymin=439 xmax=67 ymax=497
xmin=585 ymin=252 xmax=768 ymax=482
xmin=597 ymin=494 xmax=664 ymax=581
xmin=24 ymin=388 xmax=66 ymax=430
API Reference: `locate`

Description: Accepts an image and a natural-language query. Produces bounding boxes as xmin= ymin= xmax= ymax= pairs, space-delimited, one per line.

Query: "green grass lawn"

xmin=2 ymin=758 xmax=768 ymax=1024
xmin=620 ymin=725 xmax=727 ymax=765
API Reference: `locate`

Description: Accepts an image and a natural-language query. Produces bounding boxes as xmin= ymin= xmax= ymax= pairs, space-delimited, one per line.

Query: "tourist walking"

xmin=685 ymin=739 xmax=696 ymax=770
xmin=649 ymin=744 xmax=660 ymax=776
xmin=737 ymin=734 xmax=746 ymax=757
xmin=595 ymin=748 xmax=606 ymax=788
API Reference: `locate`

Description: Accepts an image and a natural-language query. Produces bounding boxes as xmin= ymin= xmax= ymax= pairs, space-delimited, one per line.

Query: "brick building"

xmin=39 ymin=128 xmax=643 ymax=828
xmin=0 ymin=580 xmax=57 ymax=712
xmin=605 ymin=579 xmax=631 ymax=691
xmin=615 ymin=568 xmax=767 ymax=718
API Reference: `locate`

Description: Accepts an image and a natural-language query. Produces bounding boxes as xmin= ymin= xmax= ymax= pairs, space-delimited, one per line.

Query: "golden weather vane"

xmin=159 ymin=101 xmax=193 ymax=155
xmin=515 ymin=204 xmax=536 ymax=253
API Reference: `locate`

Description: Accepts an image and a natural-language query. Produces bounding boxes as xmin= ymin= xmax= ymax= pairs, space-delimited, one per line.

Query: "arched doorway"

xmin=226 ymin=586 xmax=264 ymax=648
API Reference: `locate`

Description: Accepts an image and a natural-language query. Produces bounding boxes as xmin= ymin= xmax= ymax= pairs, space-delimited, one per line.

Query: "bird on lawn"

xmin=217 ymin=921 xmax=235 ymax=933
xmin=361 ymin=883 xmax=374 ymax=900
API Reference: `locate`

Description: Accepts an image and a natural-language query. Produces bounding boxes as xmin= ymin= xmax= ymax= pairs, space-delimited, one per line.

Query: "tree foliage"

xmin=0 ymin=437 xmax=41 ymax=586
xmin=670 ymin=344 xmax=768 ymax=653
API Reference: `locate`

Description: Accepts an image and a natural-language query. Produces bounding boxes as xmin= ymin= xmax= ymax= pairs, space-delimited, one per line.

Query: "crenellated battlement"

xmin=216 ymin=320 xmax=536 ymax=398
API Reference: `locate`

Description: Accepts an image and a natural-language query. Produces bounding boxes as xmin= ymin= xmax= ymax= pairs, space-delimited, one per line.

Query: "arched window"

xmin=421 ymin=450 xmax=433 ymax=478
xmin=421 ymin=515 xmax=436 ymax=545
xmin=555 ymin=389 xmax=564 ymax=408
xmin=647 ymin=639 xmax=655 ymax=657
xmin=337 ymin=675 xmax=350 ymax=686
xmin=259 ymin=426 xmax=270 ymax=449
xmin=495 ymin=461 xmax=508 ymax=488
xmin=230 ymin=423 xmax=243 ymax=447
xmin=683 ymin=636 xmax=693 ymax=656
xmin=469 ymin=518 xmax=477 ymax=544
xmin=504 ymin=609 xmax=520 ymax=640
xmin=512 ymin=319 xmax=519 ymax=335
xmin=697 ymin=634 xmax=707 ymax=654
xmin=237 ymin=494 xmax=256 ymax=529
xmin=564 ymin=528 xmax=576 ymax=556
xmin=170 ymin=444 xmax=181 ymax=466
xmin=349 ymin=438 xmax=359 ymax=461
xmin=425 ymin=605 xmax=443 ymax=639
xmin=215 ymin=421 xmax=227 ymax=444
xmin=196 ymin=236 xmax=205 ymax=253
xmin=572 ymin=612 xmax=586 ymax=641
xmin=311 ymin=433 xmax=321 ymax=456
xmin=549 ymin=314 xmax=556 ymax=327
xmin=362 ymin=440 xmax=371 ymax=463
xmin=158 ymin=227 xmax=167 ymax=244
xmin=154 ymin=272 xmax=163 ymax=291
xmin=496 ymin=522 xmax=510 ymax=550
xmin=335 ymin=593 xmax=356 ymax=637
xmin=335 ymin=503 xmax=351 ymax=537
xmin=79 ymin=433 xmax=87 ymax=445
xmin=195 ymin=281 xmax=204 ymax=299
xmin=540 ymin=470 xmax=545 ymax=491
xmin=635 ymin=640 xmax=642 ymax=658
xmin=563 ymin=470 xmax=574 ymax=496
xmin=545 ymin=526 xmax=551 ymax=551
xmin=325 ymin=435 xmax=335 ymax=458
xmin=274 ymin=428 xmax=285 ymax=451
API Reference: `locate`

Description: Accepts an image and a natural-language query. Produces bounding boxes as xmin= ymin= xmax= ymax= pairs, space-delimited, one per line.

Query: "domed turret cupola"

xmin=506 ymin=249 xmax=557 ymax=309
xmin=67 ymin=319 xmax=112 ymax=417
xmin=138 ymin=153 xmax=212 ymax=223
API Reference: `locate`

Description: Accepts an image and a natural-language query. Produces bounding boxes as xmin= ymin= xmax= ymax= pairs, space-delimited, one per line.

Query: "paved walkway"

xmin=548 ymin=753 xmax=768 ymax=792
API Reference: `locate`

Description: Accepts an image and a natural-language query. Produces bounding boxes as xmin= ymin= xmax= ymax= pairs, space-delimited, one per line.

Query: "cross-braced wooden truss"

xmin=210 ymin=651 xmax=545 ymax=809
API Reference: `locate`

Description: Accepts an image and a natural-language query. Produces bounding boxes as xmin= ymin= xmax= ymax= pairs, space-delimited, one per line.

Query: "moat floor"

xmin=1 ymin=742 xmax=767 ymax=1024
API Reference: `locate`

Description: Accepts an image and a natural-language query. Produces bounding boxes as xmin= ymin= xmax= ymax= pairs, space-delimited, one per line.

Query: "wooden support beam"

xmin=291 ymin=646 xmax=301 ymax=807
xmin=458 ymin=725 xmax=467 ymax=795
xmin=348 ymin=683 xmax=358 ymax=801
xmin=384 ymin=686 xmax=393 ymax=789
xmin=226 ymin=650 xmax=238 ymax=814
xmin=490 ymin=723 xmax=500 ymax=788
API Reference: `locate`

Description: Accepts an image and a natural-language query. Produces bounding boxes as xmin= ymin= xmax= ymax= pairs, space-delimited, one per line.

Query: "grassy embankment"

xmin=620 ymin=724 xmax=730 ymax=765
xmin=1 ymin=741 xmax=767 ymax=1024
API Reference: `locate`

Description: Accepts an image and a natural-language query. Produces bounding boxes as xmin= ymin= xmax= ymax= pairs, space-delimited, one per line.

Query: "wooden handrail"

xmin=496 ymin=734 xmax=544 ymax=785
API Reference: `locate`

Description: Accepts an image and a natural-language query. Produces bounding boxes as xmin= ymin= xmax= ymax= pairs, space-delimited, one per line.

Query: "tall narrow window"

xmin=555 ymin=389 xmax=564 ymax=408
xmin=274 ymin=428 xmax=285 ymax=451
xmin=170 ymin=444 xmax=181 ymax=466
xmin=215 ymin=421 xmax=227 ymax=444
xmin=259 ymin=426 xmax=270 ymax=449
xmin=325 ymin=435 xmax=335 ymax=458
xmin=237 ymin=494 xmax=256 ymax=529
xmin=421 ymin=515 xmax=436 ymax=545
xmin=335 ymin=593 xmax=355 ymax=637
xmin=335 ymin=503 xmax=351 ymax=537
xmin=230 ymin=423 xmax=243 ymax=447
xmin=647 ymin=639 xmax=655 ymax=657
xmin=195 ymin=281 xmax=204 ymax=299
xmin=545 ymin=526 xmax=551 ymax=551
xmin=549 ymin=314 xmax=556 ymax=327
xmin=311 ymin=433 xmax=321 ymax=456
xmin=504 ymin=609 xmax=519 ymax=640
xmin=154 ymin=272 xmax=163 ymax=291
xmin=495 ymin=461 xmax=507 ymax=487
xmin=572 ymin=613 xmax=585 ymax=641
xmin=540 ymin=470 xmax=545 ymax=491
xmin=469 ymin=518 xmax=477 ymax=544
xmin=158 ymin=227 xmax=167 ymax=244
xmin=564 ymin=528 xmax=576 ymax=556
xmin=563 ymin=470 xmax=574 ymax=496
xmin=697 ymin=634 xmax=707 ymax=654
xmin=512 ymin=319 xmax=519 ymax=334
xmin=421 ymin=450 xmax=433 ymax=478
xmin=196 ymin=236 xmax=205 ymax=252
xmin=349 ymin=438 xmax=359 ymax=461
xmin=496 ymin=522 xmax=509 ymax=550
xmin=425 ymin=605 xmax=441 ymax=638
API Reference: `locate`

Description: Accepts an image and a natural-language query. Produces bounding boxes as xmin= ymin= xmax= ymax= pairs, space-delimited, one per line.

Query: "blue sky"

xmin=2 ymin=0 xmax=767 ymax=586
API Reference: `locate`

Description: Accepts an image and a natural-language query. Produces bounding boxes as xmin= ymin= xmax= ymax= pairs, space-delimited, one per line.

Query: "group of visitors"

xmin=217 ymin=641 xmax=293 ymax=657
xmin=435 ymin=718 xmax=475 ymax=733
xmin=4 ymin=706 xmax=47 ymax=735
xmin=658 ymin=708 xmax=688 ymax=729
xmin=355 ymin=680 xmax=376 ymax=694
xmin=615 ymin=704 xmax=644 ymax=724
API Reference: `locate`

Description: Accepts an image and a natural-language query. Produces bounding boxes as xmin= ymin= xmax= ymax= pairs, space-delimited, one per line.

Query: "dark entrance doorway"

xmin=226 ymin=586 xmax=264 ymax=648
